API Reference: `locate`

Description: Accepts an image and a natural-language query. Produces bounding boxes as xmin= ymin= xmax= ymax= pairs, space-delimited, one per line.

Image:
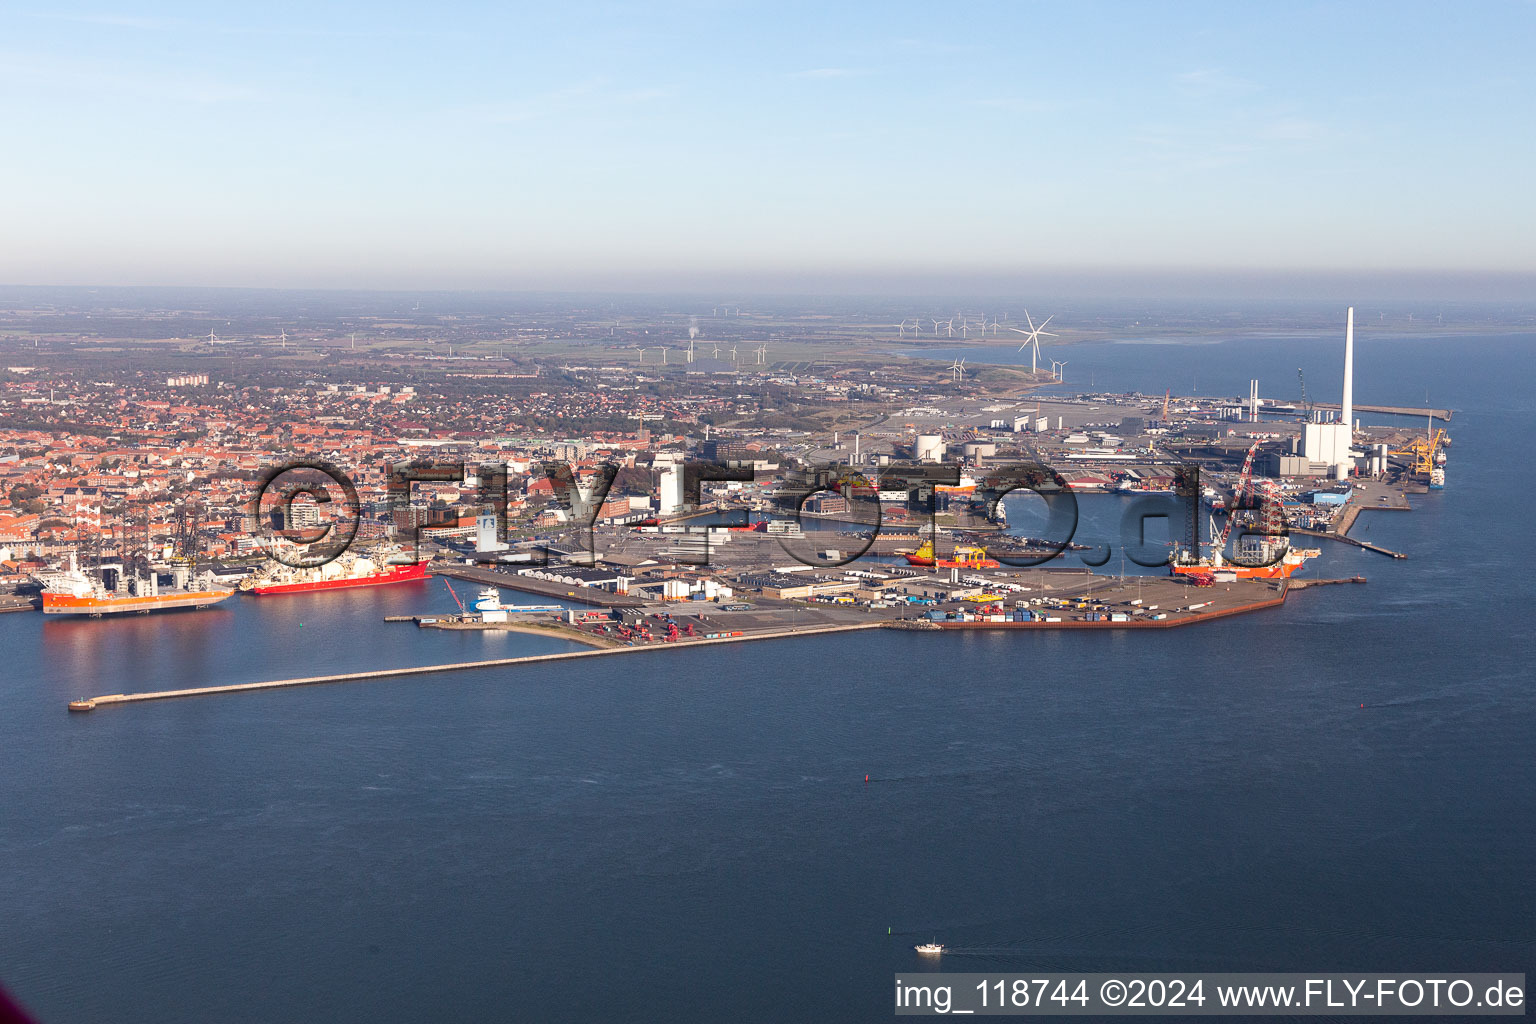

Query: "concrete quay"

xmin=66 ymin=621 xmax=884 ymax=711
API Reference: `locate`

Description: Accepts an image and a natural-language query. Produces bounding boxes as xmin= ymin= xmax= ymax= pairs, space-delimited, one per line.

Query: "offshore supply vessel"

xmin=39 ymin=554 xmax=233 ymax=616
xmin=241 ymin=544 xmax=428 ymax=595
xmin=1169 ymin=539 xmax=1319 ymax=580
xmin=903 ymin=540 xmax=1002 ymax=570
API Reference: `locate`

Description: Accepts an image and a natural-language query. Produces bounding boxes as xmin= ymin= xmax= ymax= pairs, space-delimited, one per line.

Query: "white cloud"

xmin=789 ymin=68 xmax=870 ymax=80
xmin=456 ymin=79 xmax=675 ymax=125
xmin=0 ymin=51 xmax=265 ymax=104
xmin=1258 ymin=116 xmax=1323 ymax=141
xmin=1174 ymin=68 xmax=1258 ymax=95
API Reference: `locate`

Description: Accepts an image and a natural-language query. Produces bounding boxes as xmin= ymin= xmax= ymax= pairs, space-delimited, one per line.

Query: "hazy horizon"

xmin=3 ymin=270 xmax=1536 ymax=306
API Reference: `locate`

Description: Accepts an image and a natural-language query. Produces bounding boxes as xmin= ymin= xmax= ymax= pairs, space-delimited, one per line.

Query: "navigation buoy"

xmin=865 ymin=774 xmax=870 ymax=783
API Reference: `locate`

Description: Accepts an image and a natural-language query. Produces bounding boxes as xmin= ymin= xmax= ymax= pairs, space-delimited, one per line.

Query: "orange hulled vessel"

xmin=39 ymin=556 xmax=233 ymax=616
xmin=1169 ymin=536 xmax=1321 ymax=580
xmin=241 ymin=545 xmax=429 ymax=595
xmin=903 ymin=540 xmax=1002 ymax=570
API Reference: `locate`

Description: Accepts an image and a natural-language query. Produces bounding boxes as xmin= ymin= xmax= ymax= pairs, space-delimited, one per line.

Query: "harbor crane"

xmin=1391 ymin=420 xmax=1448 ymax=480
xmin=1213 ymin=440 xmax=1264 ymax=556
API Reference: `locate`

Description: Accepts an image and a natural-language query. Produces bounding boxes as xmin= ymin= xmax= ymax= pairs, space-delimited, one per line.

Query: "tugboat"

xmin=903 ymin=541 xmax=1002 ymax=570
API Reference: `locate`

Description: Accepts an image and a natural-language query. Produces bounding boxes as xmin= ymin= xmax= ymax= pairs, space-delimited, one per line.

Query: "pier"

xmin=1307 ymin=401 xmax=1452 ymax=422
xmin=66 ymin=621 xmax=884 ymax=711
xmin=1291 ymin=483 xmax=1410 ymax=559
xmin=1294 ymin=527 xmax=1406 ymax=559
xmin=67 ymin=573 xmax=1321 ymax=711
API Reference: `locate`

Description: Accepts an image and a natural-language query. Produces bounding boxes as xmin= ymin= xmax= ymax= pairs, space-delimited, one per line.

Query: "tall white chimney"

xmin=1342 ymin=306 xmax=1354 ymax=432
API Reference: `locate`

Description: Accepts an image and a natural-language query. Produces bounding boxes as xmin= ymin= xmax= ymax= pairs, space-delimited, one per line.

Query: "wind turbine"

xmin=1050 ymin=360 xmax=1068 ymax=383
xmin=756 ymin=344 xmax=768 ymax=365
xmin=711 ymin=342 xmax=721 ymax=358
xmin=206 ymin=328 xmax=218 ymax=343
xmin=950 ymin=357 xmax=966 ymax=383
xmin=1006 ymin=311 xmax=1056 ymax=375
xmin=278 ymin=328 xmax=288 ymax=348
xmin=730 ymin=346 xmax=739 ymax=365
xmin=637 ymin=347 xmax=647 ymax=364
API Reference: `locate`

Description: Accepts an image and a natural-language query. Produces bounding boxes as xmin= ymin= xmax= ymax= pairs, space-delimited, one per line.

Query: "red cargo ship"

xmin=242 ymin=548 xmax=430 ymax=595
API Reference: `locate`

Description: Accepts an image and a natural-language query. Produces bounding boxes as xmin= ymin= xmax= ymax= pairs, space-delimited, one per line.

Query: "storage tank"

xmin=961 ymin=442 xmax=996 ymax=460
xmin=914 ymin=434 xmax=944 ymax=462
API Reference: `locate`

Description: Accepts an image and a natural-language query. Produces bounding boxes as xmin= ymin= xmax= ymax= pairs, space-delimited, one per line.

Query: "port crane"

xmin=1210 ymin=441 xmax=1264 ymax=557
xmin=442 ymin=578 xmax=466 ymax=613
xmin=1391 ymin=419 xmax=1447 ymax=480
xmin=1296 ymin=368 xmax=1311 ymax=420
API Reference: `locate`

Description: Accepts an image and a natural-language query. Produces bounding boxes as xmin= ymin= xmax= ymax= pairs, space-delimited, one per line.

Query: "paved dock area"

xmin=432 ymin=563 xmax=646 ymax=607
xmin=1296 ymin=479 xmax=1410 ymax=559
xmin=66 ymin=569 xmax=1317 ymax=712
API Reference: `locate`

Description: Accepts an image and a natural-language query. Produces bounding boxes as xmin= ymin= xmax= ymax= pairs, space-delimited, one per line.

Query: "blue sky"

xmin=3 ymin=1 xmax=1534 ymax=291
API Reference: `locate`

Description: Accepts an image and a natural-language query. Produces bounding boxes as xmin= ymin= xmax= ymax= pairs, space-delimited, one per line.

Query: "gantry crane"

xmin=1390 ymin=414 xmax=1448 ymax=481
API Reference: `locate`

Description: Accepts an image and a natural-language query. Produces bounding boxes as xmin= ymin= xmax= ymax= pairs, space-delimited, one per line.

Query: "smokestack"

xmin=1342 ymin=307 xmax=1354 ymax=433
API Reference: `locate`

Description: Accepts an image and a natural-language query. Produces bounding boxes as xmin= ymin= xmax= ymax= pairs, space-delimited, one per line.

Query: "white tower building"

xmin=657 ymin=461 xmax=685 ymax=516
xmin=475 ymin=511 xmax=507 ymax=553
xmin=1302 ymin=308 xmax=1357 ymax=478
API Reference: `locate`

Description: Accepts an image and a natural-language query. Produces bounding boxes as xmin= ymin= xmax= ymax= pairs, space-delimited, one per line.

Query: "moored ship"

xmin=39 ymin=555 xmax=234 ymax=616
xmin=903 ymin=540 xmax=1002 ymax=569
xmin=1169 ymin=535 xmax=1320 ymax=580
xmin=241 ymin=545 xmax=429 ymax=595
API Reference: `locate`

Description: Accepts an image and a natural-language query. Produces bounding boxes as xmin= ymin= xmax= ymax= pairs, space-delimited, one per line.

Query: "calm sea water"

xmin=2 ymin=334 xmax=1533 ymax=1023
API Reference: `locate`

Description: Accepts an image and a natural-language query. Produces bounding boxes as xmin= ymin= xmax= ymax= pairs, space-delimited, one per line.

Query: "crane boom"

xmin=1216 ymin=441 xmax=1263 ymax=554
